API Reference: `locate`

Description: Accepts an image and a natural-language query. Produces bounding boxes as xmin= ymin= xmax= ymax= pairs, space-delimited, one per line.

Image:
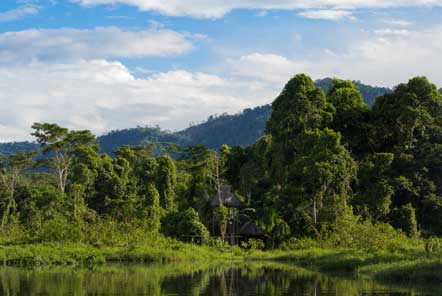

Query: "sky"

xmin=1 ymin=0 xmax=442 ymax=141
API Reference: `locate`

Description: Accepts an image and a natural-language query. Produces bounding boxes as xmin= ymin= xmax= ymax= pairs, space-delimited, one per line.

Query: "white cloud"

xmin=383 ymin=18 xmax=413 ymax=26
xmin=229 ymin=53 xmax=301 ymax=83
xmin=0 ymin=60 xmax=274 ymax=141
xmin=0 ymin=27 xmax=193 ymax=64
xmin=374 ymin=29 xmax=411 ymax=36
xmin=228 ymin=26 xmax=442 ymax=88
xmin=298 ymin=10 xmax=354 ymax=21
xmin=0 ymin=5 xmax=39 ymax=22
xmin=72 ymin=0 xmax=442 ymax=18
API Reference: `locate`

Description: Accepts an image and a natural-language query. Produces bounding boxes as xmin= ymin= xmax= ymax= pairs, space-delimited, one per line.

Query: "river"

xmin=0 ymin=261 xmax=437 ymax=295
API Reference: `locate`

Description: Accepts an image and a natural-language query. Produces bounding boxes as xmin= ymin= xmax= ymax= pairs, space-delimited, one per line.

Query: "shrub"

xmin=320 ymin=206 xmax=421 ymax=251
xmin=280 ymin=237 xmax=320 ymax=250
xmin=241 ymin=238 xmax=265 ymax=250
xmin=161 ymin=208 xmax=210 ymax=244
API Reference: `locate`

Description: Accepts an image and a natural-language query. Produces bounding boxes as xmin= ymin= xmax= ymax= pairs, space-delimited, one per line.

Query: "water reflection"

xmin=0 ymin=262 xmax=435 ymax=295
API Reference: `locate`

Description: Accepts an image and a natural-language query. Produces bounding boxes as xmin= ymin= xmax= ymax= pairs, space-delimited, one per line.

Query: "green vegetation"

xmin=0 ymin=74 xmax=441 ymax=288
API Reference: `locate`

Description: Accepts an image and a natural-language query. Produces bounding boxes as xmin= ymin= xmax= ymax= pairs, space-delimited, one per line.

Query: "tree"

xmin=177 ymin=145 xmax=215 ymax=210
xmin=354 ymin=153 xmax=394 ymax=221
xmin=0 ymin=151 xmax=35 ymax=226
xmin=156 ymin=155 xmax=177 ymax=211
xmin=267 ymin=74 xmax=334 ymax=184
xmin=371 ymin=77 xmax=442 ymax=153
xmin=138 ymin=184 xmax=162 ymax=232
xmin=31 ymin=123 xmax=96 ymax=193
xmin=390 ymin=203 xmax=419 ymax=237
xmin=286 ymin=128 xmax=357 ymax=234
xmin=327 ymin=79 xmax=370 ymax=155
xmin=161 ymin=208 xmax=209 ymax=243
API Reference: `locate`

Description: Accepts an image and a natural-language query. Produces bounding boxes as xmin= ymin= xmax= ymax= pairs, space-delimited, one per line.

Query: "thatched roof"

xmin=239 ymin=221 xmax=267 ymax=237
xmin=210 ymin=185 xmax=241 ymax=208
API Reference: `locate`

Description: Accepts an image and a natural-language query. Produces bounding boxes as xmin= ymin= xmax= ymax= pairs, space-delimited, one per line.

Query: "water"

xmin=0 ymin=262 xmax=437 ymax=295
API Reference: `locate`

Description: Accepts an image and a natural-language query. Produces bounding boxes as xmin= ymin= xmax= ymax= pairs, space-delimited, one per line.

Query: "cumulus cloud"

xmin=228 ymin=26 xmax=442 ymax=88
xmin=72 ymin=0 xmax=442 ymax=18
xmin=229 ymin=53 xmax=301 ymax=83
xmin=298 ymin=10 xmax=354 ymax=21
xmin=0 ymin=27 xmax=193 ymax=64
xmin=0 ymin=6 xmax=39 ymax=22
xmin=0 ymin=60 xmax=274 ymax=141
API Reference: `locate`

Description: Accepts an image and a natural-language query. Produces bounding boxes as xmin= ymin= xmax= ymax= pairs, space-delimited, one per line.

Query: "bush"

xmin=161 ymin=208 xmax=210 ymax=244
xmin=319 ymin=206 xmax=421 ymax=251
xmin=241 ymin=238 xmax=265 ymax=250
xmin=280 ymin=237 xmax=320 ymax=250
xmin=206 ymin=237 xmax=230 ymax=251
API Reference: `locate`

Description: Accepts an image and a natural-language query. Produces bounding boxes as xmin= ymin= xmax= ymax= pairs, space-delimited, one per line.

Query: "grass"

xmin=0 ymin=240 xmax=243 ymax=267
xmin=360 ymin=259 xmax=442 ymax=283
xmin=1 ymin=234 xmax=442 ymax=286
xmin=245 ymin=247 xmax=442 ymax=284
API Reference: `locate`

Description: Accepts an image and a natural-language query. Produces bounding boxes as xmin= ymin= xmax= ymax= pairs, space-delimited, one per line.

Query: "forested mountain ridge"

xmin=0 ymin=78 xmax=391 ymax=154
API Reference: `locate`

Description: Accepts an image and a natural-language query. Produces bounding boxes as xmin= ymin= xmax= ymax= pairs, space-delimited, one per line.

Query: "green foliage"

xmin=155 ymin=155 xmax=177 ymax=211
xmin=213 ymin=206 xmax=228 ymax=239
xmin=161 ymin=208 xmax=209 ymax=243
xmin=267 ymin=74 xmax=333 ymax=151
xmin=354 ymin=153 xmax=394 ymax=221
xmin=241 ymin=238 xmax=265 ymax=250
xmin=327 ymin=79 xmax=370 ymax=155
xmin=320 ymin=206 xmax=419 ymax=251
xmin=390 ymin=203 xmax=419 ymax=237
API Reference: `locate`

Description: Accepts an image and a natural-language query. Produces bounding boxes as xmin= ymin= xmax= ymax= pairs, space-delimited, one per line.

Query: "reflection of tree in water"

xmin=200 ymin=267 xmax=317 ymax=296
xmin=0 ymin=262 xmax=430 ymax=295
xmin=197 ymin=266 xmax=416 ymax=296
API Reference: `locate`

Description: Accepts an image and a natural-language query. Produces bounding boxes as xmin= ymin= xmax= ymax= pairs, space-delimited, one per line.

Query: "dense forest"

xmin=1 ymin=74 xmax=439 ymax=250
xmin=0 ymin=78 xmax=391 ymax=155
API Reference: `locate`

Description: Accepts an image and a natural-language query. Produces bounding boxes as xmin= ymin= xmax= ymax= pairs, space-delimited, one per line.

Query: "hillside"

xmin=0 ymin=79 xmax=391 ymax=154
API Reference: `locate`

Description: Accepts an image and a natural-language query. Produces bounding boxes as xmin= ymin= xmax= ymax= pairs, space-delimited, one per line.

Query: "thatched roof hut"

xmin=210 ymin=185 xmax=241 ymax=208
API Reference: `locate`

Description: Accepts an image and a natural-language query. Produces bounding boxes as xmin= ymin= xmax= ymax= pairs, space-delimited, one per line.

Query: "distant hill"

xmin=315 ymin=78 xmax=392 ymax=106
xmin=0 ymin=79 xmax=391 ymax=155
xmin=0 ymin=142 xmax=40 ymax=154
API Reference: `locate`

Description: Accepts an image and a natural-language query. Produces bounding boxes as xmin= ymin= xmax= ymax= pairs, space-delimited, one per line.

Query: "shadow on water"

xmin=0 ymin=261 xmax=438 ymax=295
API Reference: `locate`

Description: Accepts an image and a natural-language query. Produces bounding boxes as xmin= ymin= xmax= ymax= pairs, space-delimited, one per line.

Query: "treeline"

xmin=0 ymin=74 xmax=441 ymax=249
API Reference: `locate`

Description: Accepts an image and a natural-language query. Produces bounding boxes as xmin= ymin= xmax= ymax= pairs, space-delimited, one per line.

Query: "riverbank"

xmin=249 ymin=248 xmax=442 ymax=284
xmin=0 ymin=240 xmax=242 ymax=266
xmin=1 ymin=240 xmax=442 ymax=285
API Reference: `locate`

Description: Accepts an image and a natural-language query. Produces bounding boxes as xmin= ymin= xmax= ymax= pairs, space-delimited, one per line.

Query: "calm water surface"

xmin=0 ymin=262 xmax=438 ymax=295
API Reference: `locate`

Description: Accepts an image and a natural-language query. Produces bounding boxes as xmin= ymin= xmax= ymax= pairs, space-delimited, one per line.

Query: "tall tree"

xmin=267 ymin=74 xmax=333 ymax=184
xmin=354 ymin=153 xmax=394 ymax=221
xmin=285 ymin=128 xmax=356 ymax=235
xmin=156 ymin=155 xmax=177 ymax=211
xmin=0 ymin=151 xmax=35 ymax=226
xmin=327 ymin=79 xmax=370 ymax=155
xmin=31 ymin=123 xmax=96 ymax=193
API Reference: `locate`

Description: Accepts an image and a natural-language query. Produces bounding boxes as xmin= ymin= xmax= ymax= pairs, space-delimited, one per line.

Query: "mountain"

xmin=315 ymin=78 xmax=392 ymax=106
xmin=0 ymin=79 xmax=391 ymax=155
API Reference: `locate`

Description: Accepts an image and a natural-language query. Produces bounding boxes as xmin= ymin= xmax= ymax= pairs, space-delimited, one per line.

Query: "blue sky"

xmin=1 ymin=0 xmax=442 ymax=141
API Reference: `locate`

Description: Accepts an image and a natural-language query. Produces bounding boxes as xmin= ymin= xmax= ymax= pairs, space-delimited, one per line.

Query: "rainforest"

xmin=2 ymin=74 xmax=442 ymax=294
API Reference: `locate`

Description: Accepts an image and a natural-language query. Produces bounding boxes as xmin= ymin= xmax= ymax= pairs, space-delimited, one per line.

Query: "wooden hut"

xmin=210 ymin=185 xmax=241 ymax=244
xmin=210 ymin=185 xmax=268 ymax=245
